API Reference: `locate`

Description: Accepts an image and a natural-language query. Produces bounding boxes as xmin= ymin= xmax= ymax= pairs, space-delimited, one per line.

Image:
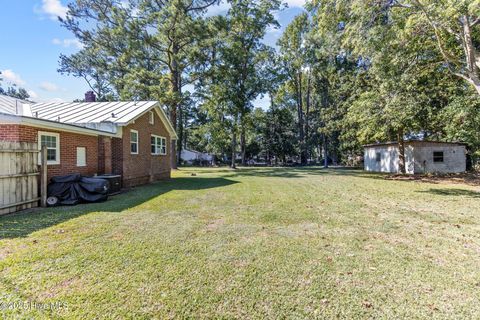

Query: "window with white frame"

xmin=149 ymin=111 xmax=155 ymax=125
xmin=151 ymin=135 xmax=167 ymax=155
xmin=38 ymin=132 xmax=60 ymax=165
xmin=76 ymin=147 xmax=86 ymax=167
xmin=130 ymin=130 xmax=139 ymax=154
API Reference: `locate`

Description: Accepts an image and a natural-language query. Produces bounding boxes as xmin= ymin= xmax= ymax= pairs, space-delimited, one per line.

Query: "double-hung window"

xmin=130 ymin=130 xmax=139 ymax=154
xmin=38 ymin=132 xmax=60 ymax=165
xmin=151 ymin=135 xmax=167 ymax=155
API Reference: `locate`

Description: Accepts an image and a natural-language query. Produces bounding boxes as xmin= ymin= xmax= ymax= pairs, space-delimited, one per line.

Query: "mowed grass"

xmin=1 ymin=167 xmax=480 ymax=319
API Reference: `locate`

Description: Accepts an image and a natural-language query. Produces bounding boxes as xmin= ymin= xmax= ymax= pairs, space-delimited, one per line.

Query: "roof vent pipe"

xmin=85 ymin=91 xmax=96 ymax=102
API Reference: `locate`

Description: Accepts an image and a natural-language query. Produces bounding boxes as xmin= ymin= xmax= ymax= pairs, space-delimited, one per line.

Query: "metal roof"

xmin=0 ymin=95 xmax=32 ymax=115
xmin=363 ymin=140 xmax=467 ymax=148
xmin=30 ymin=101 xmax=159 ymax=125
xmin=0 ymin=94 xmax=178 ymax=139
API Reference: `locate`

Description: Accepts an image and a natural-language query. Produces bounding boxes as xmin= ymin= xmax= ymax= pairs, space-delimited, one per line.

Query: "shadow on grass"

xmin=182 ymin=166 xmax=386 ymax=180
xmin=417 ymin=188 xmax=480 ymax=198
xmin=0 ymin=177 xmax=237 ymax=240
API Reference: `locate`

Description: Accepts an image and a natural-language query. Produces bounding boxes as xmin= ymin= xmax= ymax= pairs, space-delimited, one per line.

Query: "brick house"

xmin=0 ymin=94 xmax=177 ymax=187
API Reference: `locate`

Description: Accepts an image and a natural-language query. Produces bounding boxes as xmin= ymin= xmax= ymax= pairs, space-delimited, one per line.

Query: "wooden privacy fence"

xmin=0 ymin=141 xmax=40 ymax=215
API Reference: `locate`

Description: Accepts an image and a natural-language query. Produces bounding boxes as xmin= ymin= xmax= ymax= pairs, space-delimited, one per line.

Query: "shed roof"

xmin=363 ymin=140 xmax=467 ymax=148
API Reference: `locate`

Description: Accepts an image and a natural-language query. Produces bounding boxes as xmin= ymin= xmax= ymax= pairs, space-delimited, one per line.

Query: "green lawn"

xmin=1 ymin=168 xmax=480 ymax=319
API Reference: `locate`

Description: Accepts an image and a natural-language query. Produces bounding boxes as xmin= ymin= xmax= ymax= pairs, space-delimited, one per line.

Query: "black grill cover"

xmin=47 ymin=174 xmax=109 ymax=205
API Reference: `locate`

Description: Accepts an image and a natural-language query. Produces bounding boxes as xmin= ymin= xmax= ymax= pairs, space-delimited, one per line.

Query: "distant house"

xmin=364 ymin=141 xmax=466 ymax=174
xmin=181 ymin=148 xmax=214 ymax=165
xmin=0 ymin=93 xmax=177 ymax=187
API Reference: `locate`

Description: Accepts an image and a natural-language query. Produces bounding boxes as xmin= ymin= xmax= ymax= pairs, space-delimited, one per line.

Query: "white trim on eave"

xmin=125 ymin=103 xmax=178 ymax=140
xmin=0 ymin=113 xmax=120 ymax=137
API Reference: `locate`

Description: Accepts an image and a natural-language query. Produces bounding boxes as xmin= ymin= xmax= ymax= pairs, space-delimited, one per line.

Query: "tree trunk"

xmin=473 ymin=83 xmax=480 ymax=96
xmin=461 ymin=16 xmax=480 ymax=88
xmin=397 ymin=129 xmax=406 ymax=174
xmin=240 ymin=113 xmax=247 ymax=166
xmin=169 ymin=42 xmax=181 ymax=169
xmin=320 ymin=76 xmax=330 ymax=168
xmin=169 ymin=70 xmax=179 ymax=168
xmin=295 ymin=73 xmax=307 ymax=165
xmin=231 ymin=116 xmax=238 ymax=169
xmin=241 ymin=121 xmax=246 ymax=166
xmin=323 ymin=135 xmax=328 ymax=168
xmin=304 ymin=72 xmax=311 ymax=165
xmin=176 ymin=103 xmax=183 ymax=166
xmin=421 ymin=8 xmax=480 ymax=96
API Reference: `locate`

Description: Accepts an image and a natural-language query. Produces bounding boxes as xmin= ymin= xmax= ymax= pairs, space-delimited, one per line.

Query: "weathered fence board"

xmin=0 ymin=141 xmax=40 ymax=215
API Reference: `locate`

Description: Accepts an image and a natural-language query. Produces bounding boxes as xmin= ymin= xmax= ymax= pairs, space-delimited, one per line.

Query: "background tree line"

xmin=57 ymin=0 xmax=480 ymax=171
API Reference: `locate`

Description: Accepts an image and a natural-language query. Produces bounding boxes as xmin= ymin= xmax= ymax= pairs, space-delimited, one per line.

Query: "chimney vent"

xmin=85 ymin=91 xmax=96 ymax=102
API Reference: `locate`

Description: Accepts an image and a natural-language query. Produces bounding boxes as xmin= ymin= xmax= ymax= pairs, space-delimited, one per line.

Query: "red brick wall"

xmin=47 ymin=131 xmax=99 ymax=180
xmin=0 ymin=124 xmax=37 ymax=142
xmin=103 ymin=137 xmax=113 ymax=174
xmin=0 ymin=124 xmax=100 ymax=180
xmin=98 ymin=136 xmax=105 ymax=174
xmin=112 ymin=137 xmax=123 ymax=176
xmin=119 ymin=110 xmax=172 ymax=187
xmin=98 ymin=136 xmax=113 ymax=174
xmin=1 ymin=109 xmax=174 ymax=187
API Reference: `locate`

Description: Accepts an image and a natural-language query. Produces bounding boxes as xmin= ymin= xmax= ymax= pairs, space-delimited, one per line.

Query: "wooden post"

xmin=40 ymin=145 xmax=48 ymax=207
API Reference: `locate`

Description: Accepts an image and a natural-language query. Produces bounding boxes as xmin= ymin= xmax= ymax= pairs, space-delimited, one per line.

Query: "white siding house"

xmin=181 ymin=148 xmax=214 ymax=165
xmin=364 ymin=141 xmax=466 ymax=174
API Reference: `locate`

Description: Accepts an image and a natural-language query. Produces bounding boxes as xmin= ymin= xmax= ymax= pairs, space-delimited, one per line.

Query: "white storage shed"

xmin=364 ymin=141 xmax=466 ymax=174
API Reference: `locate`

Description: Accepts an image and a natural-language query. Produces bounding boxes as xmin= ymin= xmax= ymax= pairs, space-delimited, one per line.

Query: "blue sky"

xmin=0 ymin=0 xmax=305 ymax=107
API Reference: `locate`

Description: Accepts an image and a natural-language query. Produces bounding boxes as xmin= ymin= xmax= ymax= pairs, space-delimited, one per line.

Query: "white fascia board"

xmin=122 ymin=103 xmax=178 ymax=140
xmin=154 ymin=105 xmax=178 ymax=140
xmin=0 ymin=113 xmax=121 ymax=137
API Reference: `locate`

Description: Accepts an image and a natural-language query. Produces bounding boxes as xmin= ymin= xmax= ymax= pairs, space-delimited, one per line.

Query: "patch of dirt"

xmin=0 ymin=248 xmax=12 ymax=261
xmin=385 ymin=172 xmax=480 ymax=186
xmin=205 ymin=218 xmax=225 ymax=232
xmin=40 ymin=276 xmax=81 ymax=299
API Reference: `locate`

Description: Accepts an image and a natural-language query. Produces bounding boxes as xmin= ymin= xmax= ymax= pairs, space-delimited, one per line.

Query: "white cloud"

xmin=206 ymin=1 xmax=230 ymax=17
xmin=266 ymin=25 xmax=282 ymax=35
xmin=206 ymin=0 xmax=304 ymax=17
xmin=40 ymin=0 xmax=68 ymax=20
xmin=48 ymin=97 xmax=66 ymax=103
xmin=284 ymin=0 xmax=306 ymax=7
xmin=253 ymin=94 xmax=270 ymax=110
xmin=39 ymin=82 xmax=60 ymax=92
xmin=52 ymin=38 xmax=83 ymax=49
xmin=28 ymin=90 xmax=39 ymax=100
xmin=1 ymin=69 xmax=26 ymax=86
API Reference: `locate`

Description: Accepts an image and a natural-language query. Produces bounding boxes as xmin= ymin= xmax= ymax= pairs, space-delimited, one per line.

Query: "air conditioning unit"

xmin=95 ymin=174 xmax=122 ymax=195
